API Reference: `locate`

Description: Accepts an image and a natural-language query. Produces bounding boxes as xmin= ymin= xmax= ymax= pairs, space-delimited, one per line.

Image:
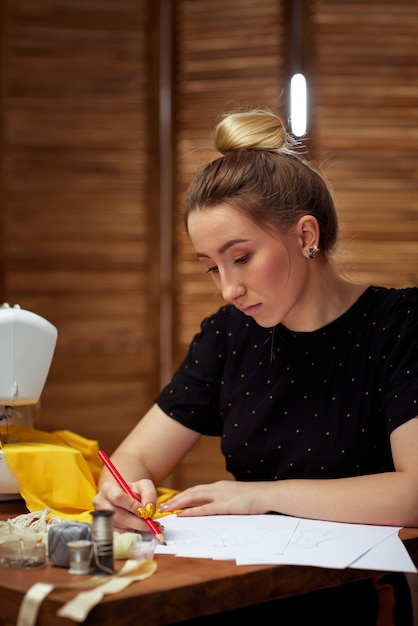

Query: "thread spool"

xmin=67 ymin=540 xmax=93 ymax=575
xmin=48 ymin=522 xmax=92 ymax=568
xmin=91 ymin=510 xmax=115 ymax=575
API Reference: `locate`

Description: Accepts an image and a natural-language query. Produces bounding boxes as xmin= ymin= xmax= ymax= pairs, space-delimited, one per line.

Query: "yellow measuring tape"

xmin=17 ymin=559 xmax=157 ymax=626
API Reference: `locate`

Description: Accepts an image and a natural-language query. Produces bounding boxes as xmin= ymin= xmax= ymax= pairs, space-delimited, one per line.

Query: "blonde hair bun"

xmin=214 ymin=107 xmax=289 ymax=155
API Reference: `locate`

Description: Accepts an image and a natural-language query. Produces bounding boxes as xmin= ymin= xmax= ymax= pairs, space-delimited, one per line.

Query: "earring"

xmin=308 ymin=245 xmax=319 ymax=259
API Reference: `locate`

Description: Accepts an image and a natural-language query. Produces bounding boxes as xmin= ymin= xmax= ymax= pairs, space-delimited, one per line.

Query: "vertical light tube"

xmin=289 ymin=0 xmax=308 ymax=136
xmin=290 ymin=73 xmax=307 ymax=137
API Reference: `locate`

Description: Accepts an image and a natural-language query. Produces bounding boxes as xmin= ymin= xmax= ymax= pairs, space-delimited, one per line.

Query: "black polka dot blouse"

xmin=157 ymin=286 xmax=418 ymax=482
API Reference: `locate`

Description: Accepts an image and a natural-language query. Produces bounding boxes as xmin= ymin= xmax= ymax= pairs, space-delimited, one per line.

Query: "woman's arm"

xmin=161 ymin=416 xmax=418 ymax=528
xmin=93 ymin=403 xmax=201 ymax=531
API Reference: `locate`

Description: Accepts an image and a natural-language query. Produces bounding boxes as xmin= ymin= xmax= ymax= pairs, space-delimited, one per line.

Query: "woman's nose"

xmin=221 ymin=277 xmax=246 ymax=302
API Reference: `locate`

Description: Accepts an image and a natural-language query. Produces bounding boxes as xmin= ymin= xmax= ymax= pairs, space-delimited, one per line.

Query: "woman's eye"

xmin=206 ymin=265 xmax=219 ymax=273
xmin=233 ymin=255 xmax=249 ymax=265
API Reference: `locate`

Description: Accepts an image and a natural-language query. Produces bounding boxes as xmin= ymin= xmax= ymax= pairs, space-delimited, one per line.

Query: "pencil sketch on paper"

xmin=165 ymin=526 xmax=270 ymax=548
xmin=290 ymin=527 xmax=348 ymax=550
xmin=155 ymin=515 xmax=415 ymax=573
xmin=159 ymin=514 xmax=300 ymax=555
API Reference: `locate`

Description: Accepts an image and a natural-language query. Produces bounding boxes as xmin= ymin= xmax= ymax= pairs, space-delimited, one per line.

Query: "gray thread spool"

xmin=48 ymin=522 xmax=92 ymax=568
xmin=91 ymin=510 xmax=115 ymax=575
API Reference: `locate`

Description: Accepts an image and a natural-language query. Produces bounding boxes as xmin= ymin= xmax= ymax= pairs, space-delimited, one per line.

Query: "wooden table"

xmin=0 ymin=502 xmax=417 ymax=626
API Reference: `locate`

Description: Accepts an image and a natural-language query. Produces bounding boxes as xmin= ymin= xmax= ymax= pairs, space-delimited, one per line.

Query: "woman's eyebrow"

xmin=196 ymin=238 xmax=249 ymax=258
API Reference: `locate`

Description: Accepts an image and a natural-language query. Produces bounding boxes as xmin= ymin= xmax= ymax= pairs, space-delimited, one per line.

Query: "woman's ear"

xmin=296 ymin=215 xmax=320 ymax=257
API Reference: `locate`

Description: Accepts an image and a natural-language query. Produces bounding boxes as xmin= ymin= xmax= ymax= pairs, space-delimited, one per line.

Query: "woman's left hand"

xmin=159 ymin=480 xmax=270 ymax=516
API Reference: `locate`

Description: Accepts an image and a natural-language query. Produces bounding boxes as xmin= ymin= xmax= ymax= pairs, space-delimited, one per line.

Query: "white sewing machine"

xmin=0 ymin=303 xmax=57 ymax=500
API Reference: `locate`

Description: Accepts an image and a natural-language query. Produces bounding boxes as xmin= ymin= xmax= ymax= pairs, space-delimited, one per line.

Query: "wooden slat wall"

xmin=171 ymin=0 xmax=286 ymax=487
xmin=173 ymin=0 xmax=286 ymax=351
xmin=0 ymin=0 xmax=160 ymax=454
xmin=0 ymin=0 xmax=416 ymax=491
xmin=310 ymin=0 xmax=418 ymax=287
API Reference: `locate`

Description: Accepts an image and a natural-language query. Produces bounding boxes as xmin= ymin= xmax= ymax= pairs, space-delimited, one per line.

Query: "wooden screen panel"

xmin=310 ymin=0 xmax=418 ymax=287
xmin=171 ymin=0 xmax=286 ymax=488
xmin=174 ymin=0 xmax=286 ymax=355
xmin=0 ymin=0 xmax=159 ymax=454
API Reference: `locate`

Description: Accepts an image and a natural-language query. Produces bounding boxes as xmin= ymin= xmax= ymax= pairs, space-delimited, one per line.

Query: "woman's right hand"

xmin=92 ymin=478 xmax=158 ymax=533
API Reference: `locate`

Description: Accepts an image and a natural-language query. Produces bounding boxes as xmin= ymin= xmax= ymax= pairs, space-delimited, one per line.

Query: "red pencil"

xmin=98 ymin=449 xmax=166 ymax=545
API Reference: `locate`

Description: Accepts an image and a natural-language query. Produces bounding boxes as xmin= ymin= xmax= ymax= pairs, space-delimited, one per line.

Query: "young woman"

xmin=93 ymin=107 xmax=418 ymax=625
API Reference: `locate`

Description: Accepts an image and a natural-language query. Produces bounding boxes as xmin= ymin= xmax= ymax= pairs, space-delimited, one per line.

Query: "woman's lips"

xmin=241 ymin=303 xmax=262 ymax=316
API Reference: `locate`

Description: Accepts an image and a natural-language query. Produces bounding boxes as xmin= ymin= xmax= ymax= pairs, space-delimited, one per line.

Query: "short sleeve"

xmin=378 ymin=288 xmax=418 ymax=433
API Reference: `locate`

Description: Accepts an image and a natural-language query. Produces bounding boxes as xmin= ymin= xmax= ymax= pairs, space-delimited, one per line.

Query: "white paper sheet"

xmin=234 ymin=518 xmax=400 ymax=568
xmin=157 ymin=513 xmax=300 ymax=559
xmin=350 ymin=532 xmax=417 ymax=573
xmin=155 ymin=514 xmax=417 ymax=573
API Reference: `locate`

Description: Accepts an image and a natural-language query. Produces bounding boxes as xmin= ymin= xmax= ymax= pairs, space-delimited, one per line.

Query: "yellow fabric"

xmin=154 ymin=486 xmax=181 ymax=518
xmin=1 ymin=426 xmax=179 ymax=524
xmin=2 ymin=426 xmax=102 ymax=523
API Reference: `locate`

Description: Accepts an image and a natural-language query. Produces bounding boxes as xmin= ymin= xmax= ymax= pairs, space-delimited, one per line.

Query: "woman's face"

xmin=187 ymin=204 xmax=310 ymax=329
